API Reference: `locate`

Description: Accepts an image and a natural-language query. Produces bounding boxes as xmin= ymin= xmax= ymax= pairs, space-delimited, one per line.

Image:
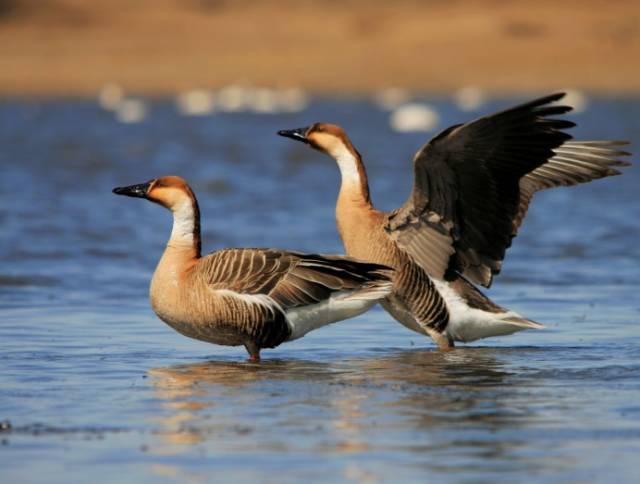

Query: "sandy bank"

xmin=0 ymin=0 xmax=638 ymax=96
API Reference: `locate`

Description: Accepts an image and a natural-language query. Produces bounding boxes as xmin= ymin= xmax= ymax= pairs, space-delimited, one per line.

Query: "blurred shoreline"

xmin=0 ymin=0 xmax=639 ymax=96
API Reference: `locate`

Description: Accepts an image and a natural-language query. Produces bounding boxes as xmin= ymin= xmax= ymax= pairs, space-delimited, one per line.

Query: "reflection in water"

xmin=146 ymin=349 xmax=552 ymax=478
xmin=148 ymin=358 xmax=343 ymax=449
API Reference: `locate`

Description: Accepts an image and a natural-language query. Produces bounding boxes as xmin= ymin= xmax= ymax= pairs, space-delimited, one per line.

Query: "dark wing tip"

xmin=540 ymin=119 xmax=576 ymax=130
xmin=549 ymin=91 xmax=566 ymax=101
xmin=542 ymin=92 xmax=567 ymax=104
xmin=510 ymin=92 xmax=572 ymax=117
xmin=525 ymin=92 xmax=567 ymax=108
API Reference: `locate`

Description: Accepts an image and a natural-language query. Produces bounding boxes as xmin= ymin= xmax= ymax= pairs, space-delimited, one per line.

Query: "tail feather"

xmin=500 ymin=315 xmax=545 ymax=330
xmin=449 ymin=313 xmax=545 ymax=342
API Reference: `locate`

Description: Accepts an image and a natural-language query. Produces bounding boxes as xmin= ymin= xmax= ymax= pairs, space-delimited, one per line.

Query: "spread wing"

xmin=386 ymin=93 xmax=630 ymax=288
xmin=199 ymin=248 xmax=392 ymax=310
xmin=513 ymin=140 xmax=630 ymax=232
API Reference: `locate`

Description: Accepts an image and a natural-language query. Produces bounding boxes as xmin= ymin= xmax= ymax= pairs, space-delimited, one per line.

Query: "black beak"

xmin=277 ymin=127 xmax=309 ymax=144
xmin=112 ymin=182 xmax=151 ymax=199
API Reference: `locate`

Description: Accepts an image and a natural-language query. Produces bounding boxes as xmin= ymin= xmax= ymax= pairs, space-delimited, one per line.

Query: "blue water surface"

xmin=0 ymin=95 xmax=639 ymax=483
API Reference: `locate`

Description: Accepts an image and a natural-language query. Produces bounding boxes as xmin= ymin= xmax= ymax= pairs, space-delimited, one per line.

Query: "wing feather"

xmin=200 ymin=248 xmax=393 ymax=310
xmin=385 ymin=93 xmax=631 ymax=287
xmin=512 ymin=140 xmax=631 ymax=234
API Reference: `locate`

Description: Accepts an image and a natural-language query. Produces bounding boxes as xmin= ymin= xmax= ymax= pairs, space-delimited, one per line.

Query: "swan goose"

xmin=278 ymin=93 xmax=631 ymax=349
xmin=113 ymin=176 xmax=393 ymax=360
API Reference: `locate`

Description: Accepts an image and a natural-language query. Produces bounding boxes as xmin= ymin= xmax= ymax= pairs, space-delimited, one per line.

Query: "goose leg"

xmin=430 ymin=331 xmax=454 ymax=351
xmin=244 ymin=342 xmax=261 ymax=361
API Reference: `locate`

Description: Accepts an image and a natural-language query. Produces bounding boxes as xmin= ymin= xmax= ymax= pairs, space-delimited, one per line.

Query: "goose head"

xmin=278 ymin=123 xmax=359 ymax=161
xmin=113 ymin=175 xmax=196 ymax=211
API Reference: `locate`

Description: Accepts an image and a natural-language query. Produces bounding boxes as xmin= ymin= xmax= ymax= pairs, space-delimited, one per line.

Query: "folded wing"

xmin=200 ymin=248 xmax=393 ymax=309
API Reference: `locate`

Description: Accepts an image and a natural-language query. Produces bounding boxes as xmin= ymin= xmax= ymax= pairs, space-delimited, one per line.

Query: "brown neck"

xmin=353 ymin=149 xmax=371 ymax=205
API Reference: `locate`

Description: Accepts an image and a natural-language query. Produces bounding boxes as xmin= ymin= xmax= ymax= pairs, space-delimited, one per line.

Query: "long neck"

xmin=149 ymin=194 xmax=201 ymax=317
xmin=334 ymin=142 xmax=379 ymax=255
xmin=166 ymin=195 xmax=201 ymax=259
xmin=334 ymin=142 xmax=371 ymax=207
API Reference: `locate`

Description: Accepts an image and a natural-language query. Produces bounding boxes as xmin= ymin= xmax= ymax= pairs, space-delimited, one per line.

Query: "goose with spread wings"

xmin=278 ymin=93 xmax=631 ymax=349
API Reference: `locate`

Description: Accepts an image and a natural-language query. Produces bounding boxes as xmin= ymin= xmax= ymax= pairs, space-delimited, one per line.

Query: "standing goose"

xmin=278 ymin=93 xmax=631 ymax=349
xmin=112 ymin=176 xmax=393 ymax=360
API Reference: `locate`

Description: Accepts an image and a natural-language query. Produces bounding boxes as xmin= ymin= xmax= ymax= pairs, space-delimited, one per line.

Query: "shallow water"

xmin=1 ymin=96 xmax=639 ymax=482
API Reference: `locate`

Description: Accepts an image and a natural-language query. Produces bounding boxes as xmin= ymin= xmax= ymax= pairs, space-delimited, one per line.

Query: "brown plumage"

xmin=278 ymin=93 xmax=631 ymax=348
xmin=113 ymin=176 xmax=393 ymax=360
